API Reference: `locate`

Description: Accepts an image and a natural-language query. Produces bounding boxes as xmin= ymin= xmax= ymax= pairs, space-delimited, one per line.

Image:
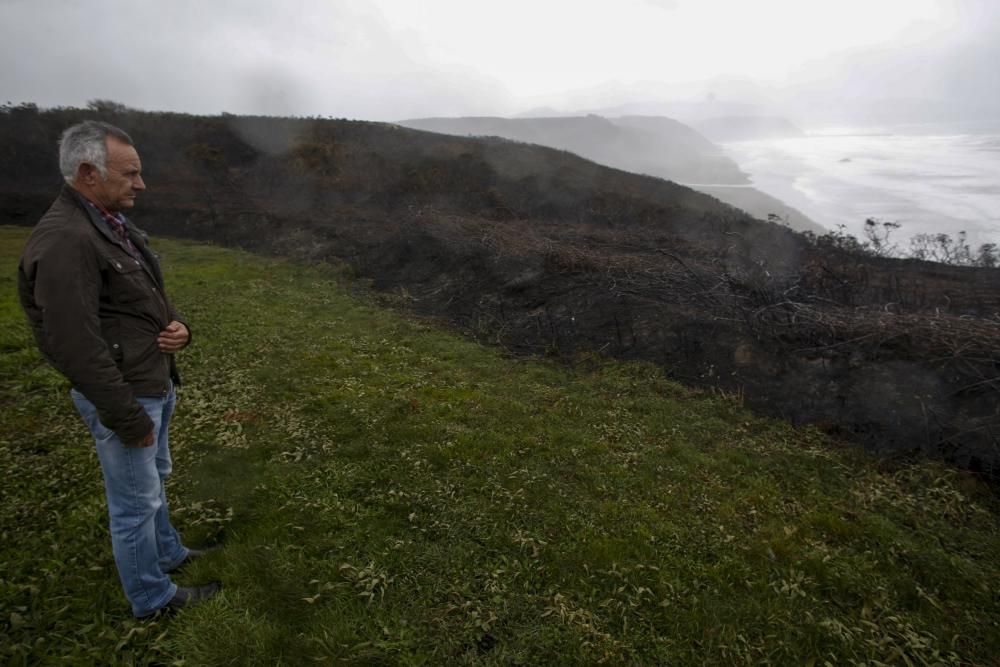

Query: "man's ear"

xmin=78 ymin=162 xmax=100 ymax=186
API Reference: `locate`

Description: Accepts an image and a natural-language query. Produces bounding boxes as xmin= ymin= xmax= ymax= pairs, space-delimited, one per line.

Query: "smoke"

xmin=1 ymin=0 xmax=997 ymax=125
xmin=0 ymin=0 xmax=511 ymax=120
xmin=777 ymin=0 xmax=1000 ymax=125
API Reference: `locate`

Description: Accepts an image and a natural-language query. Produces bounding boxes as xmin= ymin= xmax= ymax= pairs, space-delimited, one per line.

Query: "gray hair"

xmin=58 ymin=120 xmax=134 ymax=185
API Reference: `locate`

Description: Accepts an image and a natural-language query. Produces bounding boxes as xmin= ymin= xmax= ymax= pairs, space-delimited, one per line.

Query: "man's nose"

xmin=133 ymin=175 xmax=146 ymax=190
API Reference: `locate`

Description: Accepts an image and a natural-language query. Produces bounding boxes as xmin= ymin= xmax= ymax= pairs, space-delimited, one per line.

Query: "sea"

xmin=719 ymin=121 xmax=1000 ymax=249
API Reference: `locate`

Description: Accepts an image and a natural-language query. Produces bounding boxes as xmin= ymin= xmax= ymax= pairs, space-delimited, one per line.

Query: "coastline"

xmin=719 ymin=128 xmax=1000 ymax=247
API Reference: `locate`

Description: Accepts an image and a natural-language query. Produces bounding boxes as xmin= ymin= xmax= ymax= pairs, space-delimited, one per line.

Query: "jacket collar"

xmin=61 ymin=185 xmax=150 ymax=254
xmin=60 ymin=185 xmax=161 ymax=286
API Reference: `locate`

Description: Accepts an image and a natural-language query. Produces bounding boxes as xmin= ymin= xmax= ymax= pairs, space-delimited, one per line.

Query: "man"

xmin=18 ymin=120 xmax=219 ymax=619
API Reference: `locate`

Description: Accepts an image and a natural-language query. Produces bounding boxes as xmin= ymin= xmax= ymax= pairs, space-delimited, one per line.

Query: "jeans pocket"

xmin=93 ymin=423 xmax=118 ymax=443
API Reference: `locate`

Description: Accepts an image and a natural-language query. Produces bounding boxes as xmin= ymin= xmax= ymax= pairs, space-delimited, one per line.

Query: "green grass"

xmin=2 ymin=224 xmax=998 ymax=665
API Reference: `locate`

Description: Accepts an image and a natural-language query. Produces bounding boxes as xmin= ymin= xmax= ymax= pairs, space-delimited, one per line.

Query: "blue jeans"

xmin=71 ymin=386 xmax=189 ymax=617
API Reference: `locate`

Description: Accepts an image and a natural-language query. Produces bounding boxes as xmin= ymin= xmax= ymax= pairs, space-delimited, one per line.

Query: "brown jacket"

xmin=18 ymin=186 xmax=188 ymax=445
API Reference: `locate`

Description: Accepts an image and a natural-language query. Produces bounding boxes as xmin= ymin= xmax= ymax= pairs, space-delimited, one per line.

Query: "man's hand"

xmin=127 ymin=429 xmax=156 ymax=448
xmin=158 ymin=320 xmax=189 ymax=353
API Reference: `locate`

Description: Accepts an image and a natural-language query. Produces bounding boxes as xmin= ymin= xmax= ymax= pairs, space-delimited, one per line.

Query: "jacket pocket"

xmin=102 ymin=254 xmax=151 ymax=304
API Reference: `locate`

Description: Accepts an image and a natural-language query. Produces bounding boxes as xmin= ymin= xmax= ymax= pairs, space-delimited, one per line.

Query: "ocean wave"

xmin=721 ymin=129 xmax=1000 ymax=245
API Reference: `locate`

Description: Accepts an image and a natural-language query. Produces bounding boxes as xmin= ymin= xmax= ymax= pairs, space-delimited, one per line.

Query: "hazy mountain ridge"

xmin=398 ymin=114 xmax=746 ymax=184
xmin=693 ymin=115 xmax=805 ymax=143
xmin=398 ymin=114 xmax=823 ymax=233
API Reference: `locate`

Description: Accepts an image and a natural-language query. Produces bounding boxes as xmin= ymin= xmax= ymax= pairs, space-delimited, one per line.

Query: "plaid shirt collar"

xmin=81 ymin=196 xmax=140 ymax=257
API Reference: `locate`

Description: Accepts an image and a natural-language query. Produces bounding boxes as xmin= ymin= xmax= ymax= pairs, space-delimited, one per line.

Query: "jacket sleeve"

xmin=28 ymin=232 xmax=153 ymax=445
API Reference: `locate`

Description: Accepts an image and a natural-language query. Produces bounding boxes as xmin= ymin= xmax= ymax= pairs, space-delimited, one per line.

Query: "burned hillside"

xmin=2 ymin=104 xmax=998 ymax=477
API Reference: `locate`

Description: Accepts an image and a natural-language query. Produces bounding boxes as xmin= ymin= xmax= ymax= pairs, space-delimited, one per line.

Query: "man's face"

xmin=94 ymin=138 xmax=146 ymax=212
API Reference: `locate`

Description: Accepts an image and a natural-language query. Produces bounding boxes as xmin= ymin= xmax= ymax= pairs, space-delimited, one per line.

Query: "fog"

xmin=1 ymin=0 xmax=997 ymax=127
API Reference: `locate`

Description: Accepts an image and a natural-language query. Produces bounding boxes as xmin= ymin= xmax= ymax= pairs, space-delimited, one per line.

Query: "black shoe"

xmin=166 ymin=545 xmax=221 ymax=573
xmin=137 ymin=582 xmax=221 ymax=619
xmin=164 ymin=582 xmax=221 ymax=612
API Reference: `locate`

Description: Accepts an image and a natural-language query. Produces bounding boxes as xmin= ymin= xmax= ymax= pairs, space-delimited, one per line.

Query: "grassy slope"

xmin=1 ymin=225 xmax=998 ymax=666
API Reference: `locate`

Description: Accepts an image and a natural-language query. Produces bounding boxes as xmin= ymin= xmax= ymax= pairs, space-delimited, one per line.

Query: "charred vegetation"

xmin=3 ymin=104 xmax=998 ymax=478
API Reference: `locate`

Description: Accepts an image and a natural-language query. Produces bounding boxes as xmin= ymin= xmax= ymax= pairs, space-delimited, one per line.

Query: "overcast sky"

xmin=1 ymin=0 xmax=997 ymax=125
